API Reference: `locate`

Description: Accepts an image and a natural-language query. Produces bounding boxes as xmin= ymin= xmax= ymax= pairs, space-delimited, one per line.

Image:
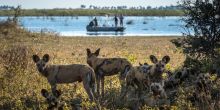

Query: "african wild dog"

xmin=32 ymin=54 xmax=96 ymax=101
xmin=145 ymin=55 xmax=170 ymax=106
xmin=165 ymin=67 xmax=200 ymax=90
xmin=148 ymin=55 xmax=170 ymax=85
xmin=163 ymin=67 xmax=191 ymax=105
xmin=86 ymin=48 xmax=132 ymax=97
xmin=150 ymin=82 xmax=167 ymax=99
xmin=122 ymin=63 xmax=151 ymax=98
xmin=126 ymin=63 xmax=150 ymax=88
xmin=164 ymin=67 xmax=189 ymax=90
xmin=139 ymin=82 xmax=169 ymax=108
xmin=145 ymin=82 xmax=169 ymax=107
xmin=41 ymin=89 xmax=63 ymax=110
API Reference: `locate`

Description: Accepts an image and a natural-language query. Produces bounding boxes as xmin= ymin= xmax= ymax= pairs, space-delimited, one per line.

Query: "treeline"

xmin=0 ymin=5 xmax=15 ymax=10
xmin=81 ymin=5 xmax=181 ymax=10
xmin=0 ymin=9 xmax=184 ymax=16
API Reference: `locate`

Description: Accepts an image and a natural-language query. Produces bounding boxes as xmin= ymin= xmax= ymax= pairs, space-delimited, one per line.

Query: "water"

xmin=0 ymin=16 xmax=186 ymax=36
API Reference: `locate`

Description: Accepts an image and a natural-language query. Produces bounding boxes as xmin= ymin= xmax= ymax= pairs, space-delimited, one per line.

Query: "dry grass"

xmin=0 ymin=23 xmax=186 ymax=109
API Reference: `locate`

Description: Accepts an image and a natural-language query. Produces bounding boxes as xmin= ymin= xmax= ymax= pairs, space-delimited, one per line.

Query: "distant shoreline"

xmin=59 ymin=33 xmax=183 ymax=37
xmin=0 ymin=9 xmax=184 ymax=16
xmin=59 ymin=36 xmax=182 ymax=38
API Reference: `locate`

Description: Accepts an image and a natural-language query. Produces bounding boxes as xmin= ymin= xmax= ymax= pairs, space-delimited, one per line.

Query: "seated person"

xmin=88 ymin=21 xmax=94 ymax=27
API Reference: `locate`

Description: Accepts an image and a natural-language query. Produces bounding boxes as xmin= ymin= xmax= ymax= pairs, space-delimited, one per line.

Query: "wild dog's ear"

xmin=94 ymin=48 xmax=100 ymax=56
xmin=32 ymin=55 xmax=40 ymax=63
xmin=150 ymin=55 xmax=158 ymax=64
xmin=139 ymin=63 xmax=143 ymax=66
xmin=86 ymin=48 xmax=91 ymax=56
xmin=43 ymin=54 xmax=50 ymax=62
xmin=41 ymin=89 xmax=49 ymax=98
xmin=144 ymin=63 xmax=148 ymax=65
xmin=54 ymin=90 xmax=61 ymax=98
xmin=162 ymin=55 xmax=170 ymax=64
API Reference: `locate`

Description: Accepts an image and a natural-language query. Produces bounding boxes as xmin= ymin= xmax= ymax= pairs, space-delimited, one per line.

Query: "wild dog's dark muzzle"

xmin=143 ymin=68 xmax=149 ymax=73
xmin=87 ymin=61 xmax=92 ymax=67
xmin=38 ymin=68 xmax=44 ymax=73
xmin=156 ymin=69 xmax=163 ymax=74
xmin=151 ymin=84 xmax=161 ymax=94
xmin=48 ymin=100 xmax=58 ymax=108
xmin=152 ymin=89 xmax=161 ymax=96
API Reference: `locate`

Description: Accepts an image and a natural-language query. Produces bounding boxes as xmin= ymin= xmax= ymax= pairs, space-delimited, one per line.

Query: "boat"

xmin=86 ymin=25 xmax=125 ymax=32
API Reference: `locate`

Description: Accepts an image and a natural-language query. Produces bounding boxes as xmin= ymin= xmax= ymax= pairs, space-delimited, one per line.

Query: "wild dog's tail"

xmin=121 ymin=65 xmax=131 ymax=80
xmin=87 ymin=70 xmax=101 ymax=109
xmin=119 ymin=65 xmax=132 ymax=99
xmin=87 ymin=70 xmax=96 ymax=94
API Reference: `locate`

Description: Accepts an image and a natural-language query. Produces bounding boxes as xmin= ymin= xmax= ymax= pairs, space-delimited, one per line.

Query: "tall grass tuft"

xmin=0 ymin=45 xmax=44 ymax=109
xmin=0 ymin=46 xmax=30 ymax=78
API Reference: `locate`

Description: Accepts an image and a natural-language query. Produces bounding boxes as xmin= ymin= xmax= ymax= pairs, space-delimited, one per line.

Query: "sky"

xmin=0 ymin=0 xmax=179 ymax=9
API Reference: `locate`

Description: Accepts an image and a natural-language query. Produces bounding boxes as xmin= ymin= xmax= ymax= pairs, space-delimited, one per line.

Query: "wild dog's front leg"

xmin=96 ymin=75 xmax=101 ymax=97
xmin=51 ymin=84 xmax=57 ymax=95
xmin=119 ymin=65 xmax=131 ymax=98
xmin=83 ymin=80 xmax=94 ymax=102
xmin=101 ymin=76 xmax=105 ymax=98
xmin=49 ymin=80 xmax=57 ymax=95
xmin=120 ymin=84 xmax=129 ymax=99
xmin=119 ymin=78 xmax=127 ymax=99
xmin=97 ymin=70 xmax=105 ymax=98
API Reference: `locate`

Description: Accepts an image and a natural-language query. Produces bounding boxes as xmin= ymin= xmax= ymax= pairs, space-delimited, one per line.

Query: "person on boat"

xmin=114 ymin=15 xmax=118 ymax=27
xmin=119 ymin=14 xmax=124 ymax=27
xmin=94 ymin=17 xmax=98 ymax=27
xmin=103 ymin=14 xmax=110 ymax=27
xmin=88 ymin=20 xmax=94 ymax=27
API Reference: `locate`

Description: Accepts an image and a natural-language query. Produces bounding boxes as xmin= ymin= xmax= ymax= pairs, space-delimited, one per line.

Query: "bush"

xmin=0 ymin=45 xmax=43 ymax=109
xmin=180 ymin=0 xmax=220 ymax=59
xmin=0 ymin=46 xmax=30 ymax=78
xmin=172 ymin=0 xmax=220 ymax=72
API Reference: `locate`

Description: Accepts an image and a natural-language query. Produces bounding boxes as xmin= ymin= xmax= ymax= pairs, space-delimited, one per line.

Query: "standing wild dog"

xmin=86 ymin=48 xmax=132 ymax=97
xmin=32 ymin=54 xmax=96 ymax=101
xmin=122 ymin=63 xmax=151 ymax=99
xmin=122 ymin=63 xmax=151 ymax=109
xmin=126 ymin=63 xmax=151 ymax=90
xmin=148 ymin=55 xmax=170 ymax=85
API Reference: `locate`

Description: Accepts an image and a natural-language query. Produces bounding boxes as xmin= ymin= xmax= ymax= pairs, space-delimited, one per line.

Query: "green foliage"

xmin=126 ymin=54 xmax=137 ymax=64
xmin=172 ymin=0 xmax=220 ymax=72
xmin=179 ymin=0 xmax=220 ymax=59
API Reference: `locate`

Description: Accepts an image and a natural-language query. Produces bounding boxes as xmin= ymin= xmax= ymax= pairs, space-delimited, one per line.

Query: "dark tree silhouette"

xmin=12 ymin=5 xmax=22 ymax=23
xmin=171 ymin=0 xmax=220 ymax=73
xmin=80 ymin=5 xmax=86 ymax=9
xmin=173 ymin=0 xmax=220 ymax=61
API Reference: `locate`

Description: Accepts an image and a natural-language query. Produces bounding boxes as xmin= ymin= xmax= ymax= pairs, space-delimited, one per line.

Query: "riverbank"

xmin=0 ymin=9 xmax=184 ymax=16
xmin=0 ymin=24 xmax=185 ymax=109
